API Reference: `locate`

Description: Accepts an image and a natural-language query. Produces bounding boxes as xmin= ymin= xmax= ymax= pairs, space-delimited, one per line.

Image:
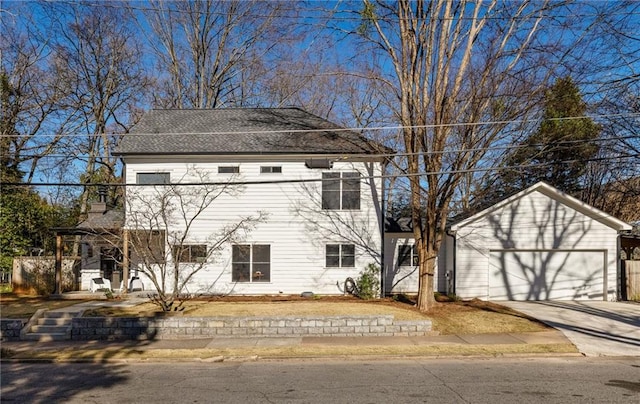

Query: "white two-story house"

xmin=114 ymin=108 xmax=386 ymax=295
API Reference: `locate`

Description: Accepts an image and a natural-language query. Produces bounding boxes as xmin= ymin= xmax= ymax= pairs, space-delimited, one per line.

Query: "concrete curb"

xmin=0 ymin=351 xmax=584 ymax=364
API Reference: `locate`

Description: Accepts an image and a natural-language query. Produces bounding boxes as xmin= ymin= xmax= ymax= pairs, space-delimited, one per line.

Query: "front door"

xmin=100 ymin=247 xmax=122 ymax=287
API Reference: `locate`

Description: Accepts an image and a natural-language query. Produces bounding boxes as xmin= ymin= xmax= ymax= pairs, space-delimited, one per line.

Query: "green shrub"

xmin=355 ymin=263 xmax=380 ymax=300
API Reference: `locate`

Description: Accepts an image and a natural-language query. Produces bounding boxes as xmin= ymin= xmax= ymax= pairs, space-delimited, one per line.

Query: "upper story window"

xmin=322 ymin=172 xmax=360 ymax=210
xmin=397 ymin=245 xmax=418 ymax=267
xmin=173 ymin=244 xmax=207 ymax=263
xmin=218 ymin=166 xmax=240 ymax=174
xmin=136 ymin=172 xmax=170 ymax=185
xmin=260 ymin=166 xmax=282 ymax=174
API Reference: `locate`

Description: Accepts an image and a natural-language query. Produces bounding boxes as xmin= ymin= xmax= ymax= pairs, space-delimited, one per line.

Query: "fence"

xmin=12 ymin=257 xmax=79 ymax=295
xmin=623 ymin=260 xmax=640 ymax=301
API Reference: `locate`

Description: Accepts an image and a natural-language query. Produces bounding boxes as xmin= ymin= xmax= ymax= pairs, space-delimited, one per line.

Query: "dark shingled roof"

xmin=77 ymin=210 xmax=124 ymax=231
xmin=385 ymin=217 xmax=413 ymax=233
xmin=115 ymin=108 xmax=383 ymax=155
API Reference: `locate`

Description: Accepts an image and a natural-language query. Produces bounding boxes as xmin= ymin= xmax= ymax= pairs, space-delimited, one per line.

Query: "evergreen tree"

xmin=499 ymin=76 xmax=601 ymax=195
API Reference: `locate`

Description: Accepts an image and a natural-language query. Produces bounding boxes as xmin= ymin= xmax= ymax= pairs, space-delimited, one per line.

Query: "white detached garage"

xmin=444 ymin=182 xmax=631 ymax=301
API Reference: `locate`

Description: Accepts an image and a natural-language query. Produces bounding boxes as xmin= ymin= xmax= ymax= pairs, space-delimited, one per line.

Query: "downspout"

xmin=380 ymin=158 xmax=388 ymax=298
xmin=446 ymin=229 xmax=456 ymax=296
xmin=120 ymin=157 xmax=129 ymax=293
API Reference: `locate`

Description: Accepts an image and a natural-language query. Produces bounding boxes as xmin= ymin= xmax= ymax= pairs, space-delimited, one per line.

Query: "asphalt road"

xmin=2 ymin=357 xmax=639 ymax=403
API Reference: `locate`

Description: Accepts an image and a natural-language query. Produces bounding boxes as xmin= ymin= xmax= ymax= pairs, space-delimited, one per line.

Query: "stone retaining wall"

xmin=71 ymin=315 xmax=433 ymax=341
xmin=1 ymin=319 xmax=26 ymax=341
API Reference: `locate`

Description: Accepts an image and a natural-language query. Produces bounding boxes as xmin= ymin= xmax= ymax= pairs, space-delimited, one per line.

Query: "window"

xmin=322 ymin=172 xmax=360 ymax=210
xmin=232 ymin=244 xmax=270 ymax=282
xmin=218 ymin=166 xmax=239 ymax=174
xmin=136 ymin=172 xmax=170 ymax=184
xmin=260 ymin=166 xmax=282 ymax=174
xmin=326 ymin=244 xmax=355 ymax=268
xmin=397 ymin=245 xmax=418 ymax=267
xmin=173 ymin=244 xmax=207 ymax=263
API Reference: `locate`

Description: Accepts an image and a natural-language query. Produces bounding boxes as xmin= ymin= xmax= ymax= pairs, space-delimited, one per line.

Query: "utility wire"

xmin=2 ymin=112 xmax=639 ymax=138
xmin=4 ymin=154 xmax=636 ymax=188
xmin=54 ymin=0 xmax=640 ymax=21
xmin=8 ymin=134 xmax=638 ymax=160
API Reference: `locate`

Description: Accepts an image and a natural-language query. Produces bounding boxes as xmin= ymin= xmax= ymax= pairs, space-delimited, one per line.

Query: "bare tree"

xmin=138 ymin=0 xmax=294 ymax=109
xmin=356 ymin=0 xmax=603 ymax=311
xmin=1 ymin=7 xmax=76 ymax=185
xmin=571 ymin=1 xmax=640 ymax=220
xmin=43 ymin=2 xmax=150 ymax=211
xmin=582 ymin=81 xmax=640 ymax=222
xmin=125 ymin=167 xmax=266 ymax=311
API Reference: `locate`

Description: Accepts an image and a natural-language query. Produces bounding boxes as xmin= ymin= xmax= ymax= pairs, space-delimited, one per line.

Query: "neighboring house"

xmin=114 ymin=108 xmax=386 ymax=295
xmin=440 ymin=182 xmax=632 ymax=301
xmin=51 ymin=193 xmax=124 ymax=294
xmin=76 ymin=196 xmax=124 ymax=291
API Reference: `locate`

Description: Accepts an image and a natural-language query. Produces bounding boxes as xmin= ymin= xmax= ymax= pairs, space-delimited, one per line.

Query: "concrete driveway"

xmin=500 ymin=301 xmax=640 ymax=357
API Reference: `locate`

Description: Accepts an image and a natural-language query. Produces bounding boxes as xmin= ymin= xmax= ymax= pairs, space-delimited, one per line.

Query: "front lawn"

xmin=83 ymin=295 xmax=549 ymax=335
xmin=0 ymin=294 xmax=91 ymax=318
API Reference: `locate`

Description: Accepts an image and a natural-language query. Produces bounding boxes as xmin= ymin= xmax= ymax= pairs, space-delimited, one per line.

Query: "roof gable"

xmin=116 ymin=108 xmax=384 ymax=156
xmin=451 ymin=181 xmax=632 ymax=232
xmin=77 ymin=209 xmax=124 ymax=231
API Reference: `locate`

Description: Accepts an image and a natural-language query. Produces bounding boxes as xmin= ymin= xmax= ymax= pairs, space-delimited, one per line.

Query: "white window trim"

xmin=321 ymin=171 xmax=361 ymax=210
xmin=260 ymin=166 xmax=282 ymax=174
xmin=397 ymin=244 xmax=418 ymax=267
xmin=218 ymin=166 xmax=240 ymax=174
xmin=325 ymin=244 xmax=356 ymax=268
xmin=232 ymin=244 xmax=271 ymax=283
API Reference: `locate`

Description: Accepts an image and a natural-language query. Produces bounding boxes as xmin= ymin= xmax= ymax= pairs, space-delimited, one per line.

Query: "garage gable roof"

xmin=451 ymin=181 xmax=632 ymax=232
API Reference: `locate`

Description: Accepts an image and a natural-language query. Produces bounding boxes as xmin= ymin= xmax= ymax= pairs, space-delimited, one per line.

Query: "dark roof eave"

xmin=52 ymin=227 xmax=122 ymax=236
xmin=114 ymin=151 xmax=383 ymax=157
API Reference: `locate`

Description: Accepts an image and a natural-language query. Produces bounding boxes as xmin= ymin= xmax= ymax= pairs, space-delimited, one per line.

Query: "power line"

xmin=5 ymin=154 xmax=636 ymax=188
xmin=8 ymin=134 xmax=638 ymax=160
xmin=3 ymin=112 xmax=639 ymax=138
xmin=53 ymin=0 xmax=640 ymax=21
xmin=3 ymin=135 xmax=640 ymax=161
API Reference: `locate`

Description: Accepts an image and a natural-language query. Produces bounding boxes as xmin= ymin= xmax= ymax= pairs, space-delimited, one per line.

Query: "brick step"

xmin=43 ymin=311 xmax=82 ymax=319
xmin=38 ymin=317 xmax=71 ymax=326
xmin=19 ymin=309 xmax=82 ymax=341
xmin=30 ymin=325 xmax=70 ymax=334
xmin=22 ymin=332 xmax=69 ymax=342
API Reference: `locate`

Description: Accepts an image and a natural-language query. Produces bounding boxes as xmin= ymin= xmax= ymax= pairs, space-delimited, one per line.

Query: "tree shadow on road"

xmin=1 ymin=361 xmax=128 ymax=403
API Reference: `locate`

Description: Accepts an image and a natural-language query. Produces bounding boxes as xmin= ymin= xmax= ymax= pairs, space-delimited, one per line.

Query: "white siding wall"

xmin=383 ymin=234 xmax=446 ymax=295
xmin=383 ymin=234 xmax=418 ymax=294
xmin=124 ymin=157 xmax=383 ymax=295
xmin=453 ymin=191 xmax=620 ymax=300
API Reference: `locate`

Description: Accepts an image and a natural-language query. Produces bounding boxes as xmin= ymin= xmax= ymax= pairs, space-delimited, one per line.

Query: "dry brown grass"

xmin=85 ymin=299 xmax=430 ymax=321
xmin=0 ymin=294 xmax=90 ymax=318
xmin=427 ymin=299 xmax=548 ymax=334
xmin=2 ymin=343 xmax=578 ymax=362
xmin=0 ymin=293 xmax=549 ymax=336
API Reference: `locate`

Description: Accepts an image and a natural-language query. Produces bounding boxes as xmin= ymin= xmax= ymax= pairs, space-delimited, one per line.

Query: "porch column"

xmin=54 ymin=233 xmax=63 ymax=295
xmin=122 ymin=229 xmax=129 ymax=293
